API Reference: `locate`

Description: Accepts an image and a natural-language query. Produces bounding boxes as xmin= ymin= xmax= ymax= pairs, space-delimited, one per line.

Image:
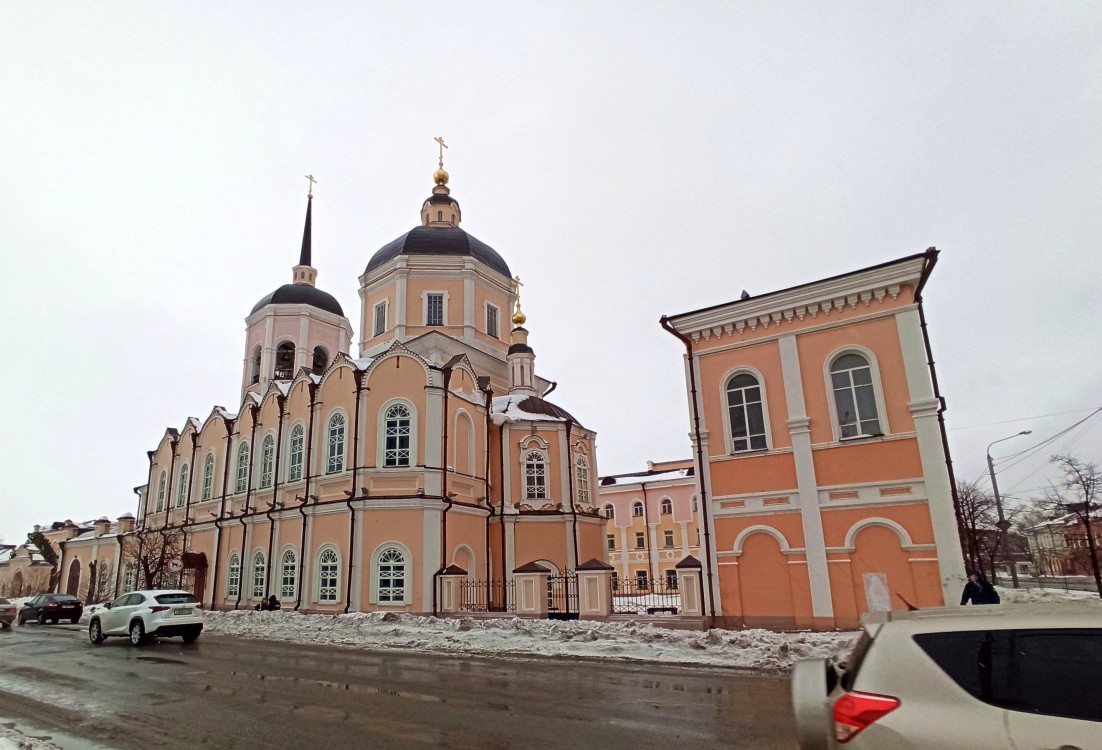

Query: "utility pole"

xmin=987 ymin=430 xmax=1031 ymax=589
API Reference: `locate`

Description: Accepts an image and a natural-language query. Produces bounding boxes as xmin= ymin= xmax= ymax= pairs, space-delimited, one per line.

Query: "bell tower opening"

xmin=312 ymin=346 xmax=329 ymax=375
xmin=250 ymin=346 xmax=261 ymax=385
xmin=275 ymin=341 xmax=295 ymax=380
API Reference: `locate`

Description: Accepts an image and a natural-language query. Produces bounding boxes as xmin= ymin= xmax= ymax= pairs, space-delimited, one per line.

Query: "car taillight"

xmin=47 ymin=602 xmax=58 ymax=608
xmin=833 ymin=691 xmax=900 ymax=743
xmin=150 ymin=606 xmax=170 ymax=613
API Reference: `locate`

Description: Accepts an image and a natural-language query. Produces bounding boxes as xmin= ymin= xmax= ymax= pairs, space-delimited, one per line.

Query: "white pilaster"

xmin=686 ymin=349 xmax=723 ymax=616
xmin=395 ymin=264 xmax=408 ymax=340
xmin=779 ymin=334 xmax=834 ymax=619
xmin=423 ymin=507 xmax=441 ymax=612
xmin=296 ymin=314 xmax=310 ymax=371
xmin=895 ymin=309 xmax=966 ymax=600
xmin=647 ymin=523 xmax=660 ymax=581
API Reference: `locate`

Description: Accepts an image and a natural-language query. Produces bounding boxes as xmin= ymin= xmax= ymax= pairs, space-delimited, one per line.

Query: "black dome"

xmin=365 ymin=225 xmax=511 ymax=278
xmin=251 ymin=284 xmax=344 ymax=316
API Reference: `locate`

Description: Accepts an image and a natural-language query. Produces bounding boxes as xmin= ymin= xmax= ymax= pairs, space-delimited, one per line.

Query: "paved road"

xmin=0 ymin=622 xmax=798 ymax=749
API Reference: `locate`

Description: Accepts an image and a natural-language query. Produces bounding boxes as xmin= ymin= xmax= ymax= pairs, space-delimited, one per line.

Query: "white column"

xmin=423 ymin=370 xmax=444 ymax=497
xmin=422 ymin=507 xmax=441 ymax=613
xmin=619 ymin=527 xmax=630 ymax=580
xmin=296 ymin=314 xmax=310 ymax=372
xmin=463 ymin=265 xmax=475 ymax=338
xmin=679 ymin=521 xmax=690 ymax=557
xmin=778 ymin=334 xmax=834 ymax=619
xmin=351 ymin=504 xmax=363 ymax=611
xmin=647 ymin=523 xmax=660 ymax=582
xmin=504 ymin=516 xmax=517 ymax=581
xmin=895 ymin=308 xmax=967 ymax=601
xmin=395 ymin=264 xmax=408 ymax=339
xmin=686 ymin=350 xmax=723 ymax=616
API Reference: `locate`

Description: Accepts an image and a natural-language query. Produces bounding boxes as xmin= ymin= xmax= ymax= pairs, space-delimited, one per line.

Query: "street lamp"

xmin=987 ymin=430 xmax=1031 ymax=588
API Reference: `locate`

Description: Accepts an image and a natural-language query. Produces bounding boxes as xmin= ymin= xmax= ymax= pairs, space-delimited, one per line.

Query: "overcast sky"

xmin=2 ymin=2 xmax=1099 ymax=546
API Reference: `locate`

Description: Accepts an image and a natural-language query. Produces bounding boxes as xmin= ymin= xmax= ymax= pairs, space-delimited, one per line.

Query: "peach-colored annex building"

xmin=55 ymin=164 xmax=605 ymax=614
xmin=662 ymin=250 xmax=965 ymax=630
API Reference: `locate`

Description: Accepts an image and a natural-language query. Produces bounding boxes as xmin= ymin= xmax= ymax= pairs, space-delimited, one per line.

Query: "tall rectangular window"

xmin=607 ymin=535 xmax=616 ymax=551
xmin=486 ymin=304 xmax=499 ymax=338
xmin=663 ymin=530 xmax=675 ymax=547
xmin=635 ymin=532 xmax=645 ymax=549
xmin=426 ymin=293 xmax=444 ymax=326
xmin=373 ymin=301 xmax=387 ymax=336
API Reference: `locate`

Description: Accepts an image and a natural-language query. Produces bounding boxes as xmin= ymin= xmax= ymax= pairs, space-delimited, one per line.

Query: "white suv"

xmin=88 ymin=590 xmax=204 ymax=647
xmin=791 ymin=603 xmax=1102 ymax=749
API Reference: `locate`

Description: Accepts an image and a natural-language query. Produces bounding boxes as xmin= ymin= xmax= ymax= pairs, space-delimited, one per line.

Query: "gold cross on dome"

xmin=434 ymin=136 xmax=448 ymax=168
xmin=305 ymin=174 xmax=317 ymax=198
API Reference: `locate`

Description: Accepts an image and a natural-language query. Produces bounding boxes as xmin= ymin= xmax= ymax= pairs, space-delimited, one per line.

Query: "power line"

xmin=995 ymin=408 xmax=1102 ymax=469
xmin=949 ymin=407 xmax=1102 ymax=432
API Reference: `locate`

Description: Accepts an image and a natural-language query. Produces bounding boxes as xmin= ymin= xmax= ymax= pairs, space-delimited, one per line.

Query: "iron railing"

xmin=611 ymin=575 xmax=682 ymax=615
xmin=547 ymin=574 xmax=579 ymax=620
xmin=459 ymin=580 xmax=516 ymax=613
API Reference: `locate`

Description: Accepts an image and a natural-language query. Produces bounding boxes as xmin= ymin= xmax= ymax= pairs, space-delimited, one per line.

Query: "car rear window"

xmin=913 ymin=628 xmax=1102 ymax=723
xmin=48 ymin=594 xmax=78 ymax=601
xmin=155 ymin=593 xmax=199 ymax=605
xmin=0 ymin=598 xmax=10 ymax=605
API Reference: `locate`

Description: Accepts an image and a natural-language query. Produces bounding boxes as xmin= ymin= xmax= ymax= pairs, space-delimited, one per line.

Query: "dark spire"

xmin=299 ymin=195 xmax=312 ymax=268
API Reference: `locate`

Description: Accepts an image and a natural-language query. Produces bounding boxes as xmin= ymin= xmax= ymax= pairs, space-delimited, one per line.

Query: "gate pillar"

xmin=439 ymin=565 xmax=468 ymax=614
xmin=577 ymin=558 xmax=615 ymax=618
xmin=675 ymin=555 xmax=705 ymax=616
xmin=513 ymin=562 xmax=550 ymax=617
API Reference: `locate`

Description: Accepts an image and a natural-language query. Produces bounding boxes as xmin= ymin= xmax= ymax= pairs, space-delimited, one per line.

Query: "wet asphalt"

xmin=0 ymin=620 xmax=798 ymax=749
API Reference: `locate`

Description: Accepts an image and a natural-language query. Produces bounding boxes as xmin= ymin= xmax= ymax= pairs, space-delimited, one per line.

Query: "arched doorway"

xmin=737 ymin=532 xmax=795 ymax=628
xmin=12 ymin=571 xmax=23 ymax=597
xmin=65 ymin=560 xmax=81 ymax=596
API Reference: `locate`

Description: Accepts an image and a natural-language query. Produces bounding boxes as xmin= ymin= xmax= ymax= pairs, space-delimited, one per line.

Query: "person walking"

xmin=265 ymin=594 xmax=281 ymax=611
xmin=960 ymin=570 xmax=1001 ymax=605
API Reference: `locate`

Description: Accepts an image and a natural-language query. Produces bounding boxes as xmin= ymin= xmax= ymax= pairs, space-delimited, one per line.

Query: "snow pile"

xmin=202 ymin=610 xmax=857 ymax=673
xmin=997 ymin=586 xmax=1101 ymax=605
xmin=0 ymin=722 xmax=62 ymax=750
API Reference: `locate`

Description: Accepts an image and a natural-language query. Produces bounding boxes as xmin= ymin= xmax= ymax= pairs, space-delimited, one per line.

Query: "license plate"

xmin=173 ymin=607 xmax=191 ymax=615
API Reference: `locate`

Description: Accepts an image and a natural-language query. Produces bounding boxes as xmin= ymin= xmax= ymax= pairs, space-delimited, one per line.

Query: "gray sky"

xmin=2 ymin=2 xmax=1099 ymax=546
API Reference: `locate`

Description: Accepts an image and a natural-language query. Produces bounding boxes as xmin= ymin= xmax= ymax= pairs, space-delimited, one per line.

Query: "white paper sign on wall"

xmin=863 ymin=572 xmax=891 ymax=612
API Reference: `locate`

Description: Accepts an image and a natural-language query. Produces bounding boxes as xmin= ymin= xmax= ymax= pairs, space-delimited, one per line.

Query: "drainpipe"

xmin=498 ymin=422 xmax=507 ymax=570
xmin=235 ymin=508 xmax=248 ymax=610
xmin=660 ymin=315 xmax=717 ymax=625
xmin=209 ymin=415 xmax=235 ymax=610
xmin=543 ymin=380 xmax=557 ymax=398
xmin=237 ymin=404 xmax=260 ymax=607
xmin=641 ymin=481 xmax=654 ymax=586
xmin=914 ymin=248 xmax=966 ymax=564
xmin=295 ymin=382 xmax=319 ymax=611
xmin=344 ymin=371 xmax=367 ymax=613
xmin=566 ymin=420 xmax=580 ymax=570
xmin=264 ymin=395 xmax=287 ymax=597
xmin=184 ymin=432 xmax=199 ymax=524
xmin=483 ymin=385 xmax=494 ymax=583
xmin=432 ymin=365 xmax=455 ymax=616
xmin=165 ymin=437 xmax=179 ymax=518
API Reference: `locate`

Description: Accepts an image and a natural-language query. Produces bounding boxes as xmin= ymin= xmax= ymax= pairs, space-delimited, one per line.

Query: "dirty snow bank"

xmin=997 ymin=586 xmax=1101 ymax=605
xmin=0 ymin=722 xmax=63 ymax=750
xmin=202 ymin=610 xmax=858 ymax=674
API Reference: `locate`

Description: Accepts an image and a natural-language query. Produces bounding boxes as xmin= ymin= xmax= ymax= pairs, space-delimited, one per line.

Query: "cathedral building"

xmin=56 ymin=159 xmax=605 ymax=614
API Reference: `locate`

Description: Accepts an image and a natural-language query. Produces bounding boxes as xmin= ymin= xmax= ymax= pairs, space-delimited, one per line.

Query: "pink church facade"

xmin=663 ymin=249 xmax=965 ymax=630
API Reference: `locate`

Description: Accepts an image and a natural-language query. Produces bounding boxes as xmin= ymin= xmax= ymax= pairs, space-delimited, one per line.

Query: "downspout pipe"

xmin=432 ymin=365 xmax=454 ymax=617
xmin=236 ymin=404 xmax=259 ymax=609
xmin=660 ymin=315 xmax=717 ymax=625
xmin=295 ymin=382 xmax=319 ymax=612
xmin=165 ymin=438 xmax=179 ymax=517
xmin=209 ymin=415 xmax=235 ymax=610
xmin=914 ymin=248 xmax=967 ymax=564
xmin=184 ymin=432 xmax=199 ymax=525
xmin=483 ymin=385 xmax=494 ymax=583
xmin=566 ymin=420 xmax=580 ymax=570
xmin=498 ymin=422 xmax=507 ymax=573
xmin=264 ymin=396 xmax=287 ymax=597
xmin=344 ymin=371 xmax=366 ymax=613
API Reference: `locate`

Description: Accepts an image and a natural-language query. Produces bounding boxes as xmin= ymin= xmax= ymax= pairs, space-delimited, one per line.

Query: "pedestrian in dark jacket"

xmin=266 ymin=595 xmax=281 ymax=611
xmin=960 ymin=571 xmax=1001 ymax=605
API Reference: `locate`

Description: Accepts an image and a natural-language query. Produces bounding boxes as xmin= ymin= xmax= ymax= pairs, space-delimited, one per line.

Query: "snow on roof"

xmin=350 ymin=357 xmax=376 ymax=370
xmin=309 ymin=373 xmax=322 ymax=384
xmin=215 ymin=407 xmax=238 ymax=421
xmin=274 ymin=381 xmax=291 ymax=396
xmin=187 ymin=416 xmax=202 ymax=431
xmin=492 ymin=395 xmax=566 ymax=423
xmin=248 ymin=392 xmax=263 ymax=405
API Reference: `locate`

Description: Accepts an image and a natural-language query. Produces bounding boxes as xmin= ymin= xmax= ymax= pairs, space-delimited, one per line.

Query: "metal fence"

xmin=548 ymin=574 xmax=579 ymax=620
xmin=611 ymin=575 xmax=682 ymax=615
xmin=459 ymin=580 xmax=516 ymax=613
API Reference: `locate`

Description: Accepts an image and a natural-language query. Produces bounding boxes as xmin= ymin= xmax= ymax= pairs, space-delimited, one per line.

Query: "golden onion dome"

xmin=512 ymin=306 xmax=526 ymax=327
xmin=433 ymin=168 xmax=449 ymax=186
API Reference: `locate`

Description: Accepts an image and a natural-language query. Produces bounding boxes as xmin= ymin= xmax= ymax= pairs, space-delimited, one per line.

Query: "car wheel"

xmin=89 ymin=619 xmax=105 ymax=645
xmin=1 ymin=622 xmax=9 ymax=629
xmin=37 ymin=612 xmax=46 ymax=625
xmin=181 ymin=626 xmax=201 ymax=644
xmin=128 ymin=620 xmax=146 ymax=647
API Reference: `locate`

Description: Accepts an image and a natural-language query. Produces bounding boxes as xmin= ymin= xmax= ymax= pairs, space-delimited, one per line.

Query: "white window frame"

xmin=485 ymin=302 xmax=500 ymax=339
xmin=823 ymin=346 xmax=890 ymax=442
xmin=201 ymin=452 xmax=215 ymax=501
xmin=226 ymin=552 xmax=241 ymax=597
xmin=522 ymin=449 xmax=548 ymax=501
xmin=379 ymin=399 xmax=417 ymax=469
xmin=422 ymin=291 xmax=448 ymax=327
xmin=154 ymin=471 xmax=166 ymax=512
xmin=288 ymin=423 xmax=305 ymax=482
xmin=632 ymin=501 xmax=644 ymax=517
xmin=176 ymin=464 xmax=189 ymax=508
xmin=369 ymin=542 xmax=412 ymax=606
xmin=326 ymin=411 xmax=347 ymax=475
xmin=574 ymin=453 xmax=591 ymax=505
xmin=663 ymin=529 xmax=675 ymax=547
xmin=316 ymin=546 xmax=340 ymax=603
xmin=279 ymin=547 xmax=297 ymax=601
xmin=453 ymin=410 xmax=475 ymax=475
xmin=604 ymin=504 xmax=615 ymax=520
xmin=250 ymin=550 xmax=267 ymax=599
xmin=635 ymin=532 xmax=646 ymax=549
xmin=660 ymin=497 xmax=672 ymax=515
xmin=259 ymin=433 xmax=275 ymax=489
xmin=720 ymin=366 xmax=772 ymax=454
xmin=373 ymin=300 xmax=388 ymax=337
xmin=235 ymin=441 xmax=250 ymax=494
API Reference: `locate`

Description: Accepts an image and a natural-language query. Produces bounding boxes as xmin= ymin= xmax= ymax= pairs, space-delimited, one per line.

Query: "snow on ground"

xmin=997 ymin=586 xmax=1101 ymax=605
xmin=0 ymin=723 xmax=63 ymax=750
xmin=202 ymin=610 xmax=858 ymax=674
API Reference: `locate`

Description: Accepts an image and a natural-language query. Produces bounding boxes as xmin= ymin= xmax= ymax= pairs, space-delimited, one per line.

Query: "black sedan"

xmin=18 ymin=594 xmax=83 ymax=625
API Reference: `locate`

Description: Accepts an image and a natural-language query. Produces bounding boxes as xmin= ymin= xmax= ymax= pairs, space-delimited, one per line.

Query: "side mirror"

xmin=104 ymin=603 xmax=112 ymax=610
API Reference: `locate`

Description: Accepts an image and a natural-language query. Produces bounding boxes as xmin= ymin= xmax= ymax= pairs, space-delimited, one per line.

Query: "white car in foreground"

xmin=88 ymin=590 xmax=203 ymax=646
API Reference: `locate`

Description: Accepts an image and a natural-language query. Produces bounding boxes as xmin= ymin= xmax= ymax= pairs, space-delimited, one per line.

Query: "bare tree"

xmin=121 ymin=526 xmax=184 ymax=590
xmin=83 ymin=560 xmax=114 ymax=604
xmin=958 ymin=480 xmax=1025 ymax=582
xmin=1037 ymin=454 xmax=1101 ymax=598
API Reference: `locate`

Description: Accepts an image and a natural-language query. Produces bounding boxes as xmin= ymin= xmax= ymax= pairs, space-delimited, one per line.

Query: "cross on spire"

xmin=434 ymin=137 xmax=448 ymax=169
xmin=305 ymin=174 xmax=317 ymax=198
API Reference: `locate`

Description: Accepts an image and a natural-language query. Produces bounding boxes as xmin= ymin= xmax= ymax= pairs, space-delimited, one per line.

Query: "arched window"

xmin=632 ymin=501 xmax=644 ymax=517
xmin=377 ymin=547 xmax=406 ymax=603
xmin=250 ymin=346 xmax=261 ymax=384
xmin=327 ymin=413 xmax=346 ymax=474
xmin=288 ymin=424 xmax=304 ymax=481
xmin=123 ymin=563 xmax=136 ymax=593
xmin=259 ymin=434 xmax=275 ymax=488
xmin=661 ymin=498 xmax=672 ymax=515
xmin=226 ymin=553 xmax=241 ymax=597
xmin=575 ymin=454 xmax=590 ymax=505
xmin=726 ymin=372 xmax=768 ymax=452
xmin=280 ymin=549 xmax=297 ymax=599
xmin=176 ymin=464 xmax=189 ymax=508
xmin=235 ymin=442 xmax=250 ymax=494
xmin=523 ymin=450 xmax=547 ymax=500
xmin=312 ymin=346 xmax=329 ymax=375
xmin=251 ymin=551 xmax=267 ymax=599
xmin=604 ymin=504 xmax=615 ymax=520
xmin=155 ymin=472 xmax=166 ymax=512
xmin=274 ymin=341 xmax=295 ymax=379
xmin=318 ymin=548 xmax=339 ymax=602
xmin=201 ymin=453 xmax=215 ymax=501
xmin=830 ymin=353 xmax=882 ymax=438
xmin=383 ymin=404 xmax=412 ymax=467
